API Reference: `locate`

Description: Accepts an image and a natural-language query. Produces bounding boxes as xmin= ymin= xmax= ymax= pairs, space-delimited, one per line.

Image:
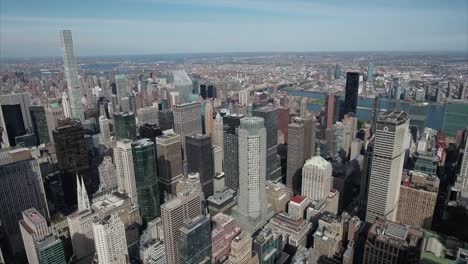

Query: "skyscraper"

xmin=185 ymin=134 xmax=214 ymax=197
xmin=233 ymin=117 xmax=273 ymax=234
xmin=45 ymin=100 xmax=65 ymax=144
xmin=93 ymin=214 xmax=128 ymax=264
xmin=301 ymin=156 xmax=332 ymax=201
xmin=98 ymin=115 xmax=111 ymax=145
xmin=0 ymin=93 xmax=32 ymax=148
xmin=455 ymin=132 xmax=468 ymax=191
xmin=137 ymin=105 xmax=159 ymax=127
xmin=343 ymin=72 xmax=360 ymax=117
xmin=396 ymin=171 xmax=439 ymax=229
xmin=253 ymin=105 xmax=281 ymax=182
xmin=156 ymin=133 xmax=183 ymax=198
xmin=114 ymin=139 xmax=138 ymax=205
xmin=29 ymin=105 xmax=50 ymax=145
xmin=139 ymin=123 xmax=162 ymax=143
xmin=173 ymin=70 xmax=193 ymax=103
xmin=179 ymin=215 xmax=212 ymax=264
xmin=19 ymin=208 xmax=66 ymax=264
xmin=223 ymin=114 xmax=244 ymax=190
xmin=334 ymin=64 xmax=341 ymax=80
xmin=59 ymin=30 xmax=84 ymax=121
xmin=0 ymin=149 xmax=49 ymax=254
xmin=132 ymin=139 xmax=161 ymax=223
xmin=158 ymin=109 xmax=174 ymax=131
xmin=52 ymin=118 xmax=89 ymax=205
xmin=98 ymin=156 xmax=118 ymax=190
xmin=204 ymin=100 xmax=214 ymax=135
xmin=325 ymin=92 xmax=339 ymax=129
xmin=114 ymin=112 xmax=137 ymax=140
xmin=115 ymin=74 xmax=129 ymax=107
xmin=286 ymin=122 xmax=304 ymax=193
xmin=293 ymin=115 xmax=317 ymax=161
xmin=366 ymin=111 xmax=409 ymax=223
xmin=161 ymin=191 xmax=204 ymax=264
xmin=363 ymin=219 xmax=423 ymax=264
xmin=173 ymin=101 xmax=202 ymax=157
xmin=367 ymin=62 xmax=374 ymax=82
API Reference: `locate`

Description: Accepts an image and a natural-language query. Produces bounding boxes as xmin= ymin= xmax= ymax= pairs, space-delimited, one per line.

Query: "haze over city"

xmin=1 ymin=0 xmax=468 ymax=57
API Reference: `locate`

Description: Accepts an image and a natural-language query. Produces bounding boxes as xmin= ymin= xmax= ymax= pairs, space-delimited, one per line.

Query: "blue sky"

xmin=1 ymin=0 xmax=467 ymax=57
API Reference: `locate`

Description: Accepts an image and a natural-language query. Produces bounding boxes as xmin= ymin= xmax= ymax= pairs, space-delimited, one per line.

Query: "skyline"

xmin=1 ymin=0 xmax=467 ymax=57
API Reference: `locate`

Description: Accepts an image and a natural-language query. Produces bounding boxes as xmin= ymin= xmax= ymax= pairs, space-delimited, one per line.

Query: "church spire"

xmin=77 ymin=173 xmax=90 ymax=212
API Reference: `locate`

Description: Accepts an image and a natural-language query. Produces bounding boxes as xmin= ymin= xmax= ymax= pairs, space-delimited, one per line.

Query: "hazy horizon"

xmin=1 ymin=0 xmax=467 ymax=57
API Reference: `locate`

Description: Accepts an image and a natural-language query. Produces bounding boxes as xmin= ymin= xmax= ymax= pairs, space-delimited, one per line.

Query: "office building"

xmin=114 ymin=112 xmax=137 ymax=140
xmin=211 ymin=213 xmax=241 ymax=263
xmin=0 ymin=93 xmax=32 ymax=147
xmin=93 ymin=214 xmax=128 ymax=264
xmin=334 ymin=64 xmax=341 ymax=79
xmin=286 ymin=122 xmax=304 ymax=193
xmin=137 ymin=105 xmax=159 ymax=127
xmin=455 ymin=132 xmax=468 ymax=191
xmin=363 ymin=219 xmax=423 ymax=264
xmin=132 ymin=139 xmax=160 ymax=223
xmin=397 ymin=171 xmax=439 ymax=229
xmin=293 ymin=115 xmax=317 ymax=161
xmin=212 ymin=113 xmax=224 ymax=152
xmin=205 ymin=100 xmax=214 ymax=135
xmin=223 ymin=114 xmax=244 ymax=190
xmin=98 ymin=115 xmax=111 ymax=145
xmin=343 ymin=72 xmax=360 ymax=116
xmin=59 ymin=30 xmax=84 ymax=120
xmin=98 ymin=156 xmax=118 ymax=190
xmin=227 ymin=232 xmax=258 ymax=264
xmin=176 ymin=172 xmax=203 ymax=197
xmin=253 ymin=228 xmax=289 ymax=264
xmin=114 ymin=139 xmax=138 ymax=205
xmin=67 ymin=207 xmax=96 ymax=260
xmin=288 ymin=195 xmax=310 ymax=220
xmin=139 ymin=238 xmax=165 ymax=264
xmin=186 ymin=134 xmax=214 ymax=197
xmin=311 ymin=212 xmax=343 ymax=263
xmin=367 ymin=62 xmax=374 ymax=82
xmin=19 ymin=208 xmax=66 ymax=264
xmin=0 ymin=148 xmax=49 ymax=254
xmin=139 ymin=123 xmax=162 ymax=143
xmin=161 ymin=191 xmax=204 ymax=264
xmin=265 ymin=182 xmax=291 ymax=213
xmin=325 ymin=93 xmax=339 ymax=129
xmin=268 ymin=213 xmax=312 ymax=248
xmin=173 ymin=70 xmax=193 ymax=103
xmin=179 ymin=215 xmax=212 ymax=264
xmin=366 ymin=111 xmax=409 ymax=223
xmin=232 ymin=117 xmax=274 ymax=234
xmin=173 ymin=101 xmax=202 ymax=156
xmin=115 ymin=75 xmax=129 ymax=105
xmin=35 ymin=235 xmax=67 ymax=264
xmin=253 ymin=105 xmax=281 ymax=181
xmin=156 ymin=133 xmax=183 ymax=198
xmin=158 ymin=109 xmax=173 ymax=131
xmin=45 ymin=101 xmax=65 ymax=144
xmin=30 ymin=105 xmax=50 ymax=145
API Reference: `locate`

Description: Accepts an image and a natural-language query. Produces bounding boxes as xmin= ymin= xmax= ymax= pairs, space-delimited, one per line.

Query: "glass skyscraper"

xmin=133 ymin=139 xmax=161 ymax=224
xmin=114 ymin=112 xmax=137 ymax=141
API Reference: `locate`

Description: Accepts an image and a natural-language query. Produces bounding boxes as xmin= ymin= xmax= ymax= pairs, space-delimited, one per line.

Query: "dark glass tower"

xmin=139 ymin=123 xmax=162 ymax=142
xmin=132 ymin=139 xmax=160 ymax=224
xmin=200 ymin=84 xmax=207 ymax=99
xmin=185 ymin=134 xmax=214 ymax=197
xmin=1 ymin=104 xmax=26 ymax=147
xmin=223 ymin=114 xmax=244 ymax=190
xmin=343 ymin=72 xmax=360 ymax=117
xmin=253 ymin=105 xmax=281 ymax=182
xmin=52 ymin=118 xmax=89 ymax=205
xmin=114 ymin=112 xmax=137 ymax=140
xmin=30 ymin=105 xmax=50 ymax=145
xmin=207 ymin=85 xmax=216 ymax=98
xmin=158 ymin=109 xmax=174 ymax=131
xmin=179 ymin=215 xmax=212 ymax=264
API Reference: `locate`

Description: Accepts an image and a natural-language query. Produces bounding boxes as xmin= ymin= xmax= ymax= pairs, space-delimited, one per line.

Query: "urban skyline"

xmin=0 ymin=2 xmax=467 ymax=263
xmin=1 ymin=0 xmax=467 ymax=57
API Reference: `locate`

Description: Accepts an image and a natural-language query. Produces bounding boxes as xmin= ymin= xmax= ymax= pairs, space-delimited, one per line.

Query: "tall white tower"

xmin=99 ymin=115 xmax=111 ymax=145
xmin=59 ymin=30 xmax=84 ymax=120
xmin=204 ymin=100 xmax=214 ymax=135
xmin=114 ymin=139 xmax=138 ymax=205
xmin=366 ymin=111 xmax=409 ymax=223
xmin=232 ymin=117 xmax=274 ymax=234
xmin=77 ymin=174 xmax=90 ymax=212
xmin=93 ymin=214 xmax=128 ymax=264
xmin=301 ymin=156 xmax=333 ymax=201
